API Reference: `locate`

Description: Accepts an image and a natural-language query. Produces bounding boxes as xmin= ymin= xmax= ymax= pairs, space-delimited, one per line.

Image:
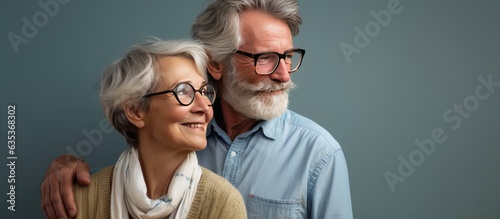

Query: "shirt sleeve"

xmin=308 ymin=147 xmax=353 ymax=219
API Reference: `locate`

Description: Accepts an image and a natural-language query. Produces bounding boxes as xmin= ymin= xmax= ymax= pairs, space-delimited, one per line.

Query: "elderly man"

xmin=41 ymin=0 xmax=353 ymax=218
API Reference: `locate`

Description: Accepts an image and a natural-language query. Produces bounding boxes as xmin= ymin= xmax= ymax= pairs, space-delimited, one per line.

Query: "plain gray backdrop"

xmin=1 ymin=0 xmax=499 ymax=218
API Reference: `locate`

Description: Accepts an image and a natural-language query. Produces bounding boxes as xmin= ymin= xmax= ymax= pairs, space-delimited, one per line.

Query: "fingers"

xmin=41 ymin=179 xmax=57 ymax=219
xmin=58 ymin=158 xmax=92 ymax=218
xmin=75 ymin=161 xmax=91 ymax=186
xmin=50 ymin=168 xmax=70 ymax=219
xmin=40 ymin=155 xmax=85 ymax=219
xmin=41 ymin=160 xmax=70 ymax=219
xmin=59 ymin=168 xmax=78 ymax=218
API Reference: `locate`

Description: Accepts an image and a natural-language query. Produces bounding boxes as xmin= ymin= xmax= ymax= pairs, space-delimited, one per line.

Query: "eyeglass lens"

xmin=256 ymin=51 xmax=302 ymax=74
xmin=175 ymin=83 xmax=216 ymax=105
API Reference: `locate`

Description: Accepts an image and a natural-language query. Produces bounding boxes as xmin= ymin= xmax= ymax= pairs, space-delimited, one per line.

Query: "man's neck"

xmin=215 ymin=97 xmax=259 ymax=141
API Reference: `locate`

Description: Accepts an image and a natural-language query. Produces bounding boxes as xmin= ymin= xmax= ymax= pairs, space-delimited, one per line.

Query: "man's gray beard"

xmin=222 ymin=64 xmax=296 ymax=120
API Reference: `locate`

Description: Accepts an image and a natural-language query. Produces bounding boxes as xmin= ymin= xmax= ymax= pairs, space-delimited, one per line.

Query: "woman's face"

xmin=140 ymin=56 xmax=213 ymax=153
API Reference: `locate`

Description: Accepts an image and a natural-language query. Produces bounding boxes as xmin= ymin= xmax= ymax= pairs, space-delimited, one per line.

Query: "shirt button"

xmin=230 ymin=151 xmax=237 ymax=157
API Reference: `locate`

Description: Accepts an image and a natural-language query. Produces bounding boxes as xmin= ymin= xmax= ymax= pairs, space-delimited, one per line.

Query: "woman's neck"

xmin=136 ymin=144 xmax=189 ymax=199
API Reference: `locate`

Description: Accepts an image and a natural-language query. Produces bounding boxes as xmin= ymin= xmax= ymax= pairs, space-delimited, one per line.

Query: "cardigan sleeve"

xmin=74 ymin=165 xmax=114 ymax=219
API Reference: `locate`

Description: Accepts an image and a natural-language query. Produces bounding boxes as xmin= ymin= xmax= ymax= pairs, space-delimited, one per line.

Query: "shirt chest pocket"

xmin=247 ymin=194 xmax=302 ymax=219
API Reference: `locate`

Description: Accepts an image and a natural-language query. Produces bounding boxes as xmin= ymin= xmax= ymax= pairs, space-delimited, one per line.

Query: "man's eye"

xmin=259 ymin=54 xmax=272 ymax=60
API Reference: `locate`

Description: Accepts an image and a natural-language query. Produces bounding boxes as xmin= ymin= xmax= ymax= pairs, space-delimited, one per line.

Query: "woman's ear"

xmin=207 ymin=59 xmax=223 ymax=80
xmin=124 ymin=105 xmax=145 ymax=128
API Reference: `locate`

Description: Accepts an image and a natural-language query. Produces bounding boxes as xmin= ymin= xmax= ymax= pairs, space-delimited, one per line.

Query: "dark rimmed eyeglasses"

xmin=233 ymin=48 xmax=305 ymax=75
xmin=143 ymin=82 xmax=216 ymax=106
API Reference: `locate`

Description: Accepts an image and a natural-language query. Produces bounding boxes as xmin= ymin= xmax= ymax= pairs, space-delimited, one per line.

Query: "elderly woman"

xmin=73 ymin=38 xmax=247 ymax=219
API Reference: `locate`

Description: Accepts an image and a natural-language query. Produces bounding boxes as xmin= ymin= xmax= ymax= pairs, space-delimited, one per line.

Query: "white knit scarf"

xmin=111 ymin=147 xmax=201 ymax=219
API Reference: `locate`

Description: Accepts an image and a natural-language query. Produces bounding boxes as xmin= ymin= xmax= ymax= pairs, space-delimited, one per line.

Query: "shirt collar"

xmin=206 ymin=112 xmax=285 ymax=140
xmin=259 ymin=114 xmax=282 ymax=140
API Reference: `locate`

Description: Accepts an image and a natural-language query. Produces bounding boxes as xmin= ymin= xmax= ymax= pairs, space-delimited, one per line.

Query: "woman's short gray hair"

xmin=100 ymin=38 xmax=208 ymax=147
xmin=191 ymin=0 xmax=302 ymax=65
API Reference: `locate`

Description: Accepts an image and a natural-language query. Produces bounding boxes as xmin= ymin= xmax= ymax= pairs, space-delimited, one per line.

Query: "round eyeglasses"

xmin=143 ymin=83 xmax=216 ymax=106
xmin=234 ymin=48 xmax=306 ymax=75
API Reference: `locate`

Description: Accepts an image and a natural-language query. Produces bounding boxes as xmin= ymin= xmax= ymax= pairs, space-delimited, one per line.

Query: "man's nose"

xmin=269 ymin=59 xmax=290 ymax=82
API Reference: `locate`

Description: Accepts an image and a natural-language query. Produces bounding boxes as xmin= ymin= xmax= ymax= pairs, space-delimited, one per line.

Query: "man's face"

xmin=222 ymin=10 xmax=296 ymax=120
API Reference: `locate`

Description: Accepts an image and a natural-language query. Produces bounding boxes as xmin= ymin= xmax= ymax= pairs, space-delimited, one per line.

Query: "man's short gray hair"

xmin=100 ymin=38 xmax=208 ymax=147
xmin=191 ymin=0 xmax=302 ymax=65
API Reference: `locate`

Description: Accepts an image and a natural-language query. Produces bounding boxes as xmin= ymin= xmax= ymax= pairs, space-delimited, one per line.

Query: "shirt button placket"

xmin=223 ymin=139 xmax=243 ymax=184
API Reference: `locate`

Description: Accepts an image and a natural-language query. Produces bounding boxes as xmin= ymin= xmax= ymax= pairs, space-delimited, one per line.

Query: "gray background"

xmin=1 ymin=0 xmax=499 ymax=218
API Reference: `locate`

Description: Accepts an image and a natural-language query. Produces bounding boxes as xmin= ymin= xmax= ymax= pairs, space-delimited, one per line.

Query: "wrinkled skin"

xmin=40 ymin=155 xmax=90 ymax=219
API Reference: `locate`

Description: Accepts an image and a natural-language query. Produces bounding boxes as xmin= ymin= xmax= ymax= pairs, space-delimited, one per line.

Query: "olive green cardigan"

xmin=74 ymin=166 xmax=247 ymax=219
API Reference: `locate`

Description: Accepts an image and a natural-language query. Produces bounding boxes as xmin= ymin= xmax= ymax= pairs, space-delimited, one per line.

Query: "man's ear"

xmin=124 ymin=105 xmax=145 ymax=128
xmin=207 ymin=59 xmax=223 ymax=80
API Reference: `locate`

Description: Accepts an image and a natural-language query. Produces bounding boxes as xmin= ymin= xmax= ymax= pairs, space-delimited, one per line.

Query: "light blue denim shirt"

xmin=197 ymin=109 xmax=353 ymax=219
